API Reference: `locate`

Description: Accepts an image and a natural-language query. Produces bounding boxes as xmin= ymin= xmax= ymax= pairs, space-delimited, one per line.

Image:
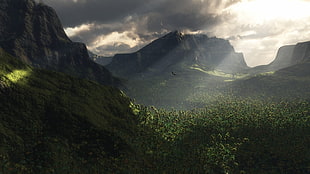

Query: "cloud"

xmin=44 ymin=0 xmax=235 ymax=56
xmin=44 ymin=0 xmax=310 ymax=66
xmin=211 ymin=0 xmax=310 ymax=66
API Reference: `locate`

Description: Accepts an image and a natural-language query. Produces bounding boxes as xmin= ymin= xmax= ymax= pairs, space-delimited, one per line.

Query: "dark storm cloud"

xmin=43 ymin=0 xmax=242 ymax=56
xmin=42 ymin=0 xmax=310 ymax=66
xmin=45 ymin=0 xmax=236 ymax=30
xmin=44 ymin=0 xmax=153 ymax=27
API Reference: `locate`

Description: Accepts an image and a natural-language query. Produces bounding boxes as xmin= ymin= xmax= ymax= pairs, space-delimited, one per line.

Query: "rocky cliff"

xmin=107 ymin=31 xmax=248 ymax=78
xmin=268 ymin=41 xmax=310 ymax=71
xmin=0 ymin=0 xmax=118 ymax=86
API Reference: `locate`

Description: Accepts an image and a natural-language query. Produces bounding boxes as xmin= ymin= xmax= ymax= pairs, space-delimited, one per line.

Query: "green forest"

xmin=1 ymin=49 xmax=310 ymax=173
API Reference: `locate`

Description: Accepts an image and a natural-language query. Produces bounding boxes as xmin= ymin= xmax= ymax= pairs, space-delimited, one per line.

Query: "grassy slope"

xmin=125 ymin=58 xmax=310 ymax=109
xmin=124 ymin=62 xmax=239 ymax=109
xmin=230 ymin=61 xmax=310 ymax=100
xmin=0 ymin=49 xmax=140 ymax=173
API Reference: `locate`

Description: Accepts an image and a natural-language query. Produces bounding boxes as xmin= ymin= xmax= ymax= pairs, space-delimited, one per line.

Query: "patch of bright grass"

xmin=5 ymin=69 xmax=31 ymax=83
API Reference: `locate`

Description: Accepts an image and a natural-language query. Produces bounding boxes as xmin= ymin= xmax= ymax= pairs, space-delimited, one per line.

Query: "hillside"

xmin=89 ymin=51 xmax=113 ymax=66
xmin=106 ymin=31 xmax=248 ymax=78
xmin=248 ymin=41 xmax=310 ymax=74
xmin=0 ymin=0 xmax=119 ymax=86
xmin=0 ymin=48 xmax=141 ymax=173
xmin=1 ymin=48 xmax=309 ymax=173
xmin=269 ymin=41 xmax=310 ymax=71
xmin=230 ymin=60 xmax=310 ymax=100
xmin=104 ymin=31 xmax=250 ymax=109
xmin=104 ymin=33 xmax=310 ymax=108
xmin=0 ymin=1 xmax=309 ymax=173
xmin=229 ymin=41 xmax=310 ymax=100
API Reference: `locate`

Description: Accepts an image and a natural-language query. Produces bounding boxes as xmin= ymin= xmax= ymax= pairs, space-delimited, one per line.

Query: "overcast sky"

xmin=43 ymin=0 xmax=310 ymax=67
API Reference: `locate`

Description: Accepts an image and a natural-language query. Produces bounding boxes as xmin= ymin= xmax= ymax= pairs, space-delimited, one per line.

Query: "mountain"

xmin=269 ymin=41 xmax=310 ymax=70
xmin=0 ymin=48 xmax=145 ymax=172
xmin=88 ymin=51 xmax=113 ymax=66
xmin=2 ymin=48 xmax=309 ymax=173
xmin=105 ymin=31 xmax=250 ymax=108
xmin=230 ymin=56 xmax=310 ymax=100
xmin=106 ymin=34 xmax=310 ymax=108
xmin=106 ymin=31 xmax=248 ymax=78
xmin=249 ymin=41 xmax=310 ymax=74
xmin=0 ymin=0 xmax=119 ymax=86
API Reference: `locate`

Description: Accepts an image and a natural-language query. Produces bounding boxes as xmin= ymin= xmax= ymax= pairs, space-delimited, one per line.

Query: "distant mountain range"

xmin=103 ymin=31 xmax=310 ymax=108
xmin=0 ymin=0 xmax=119 ymax=86
xmin=104 ymin=31 xmax=310 ymax=79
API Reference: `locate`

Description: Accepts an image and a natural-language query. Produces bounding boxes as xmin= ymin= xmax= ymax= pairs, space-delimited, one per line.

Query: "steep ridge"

xmin=106 ymin=31 xmax=248 ymax=78
xmin=89 ymin=51 xmax=113 ymax=66
xmin=0 ymin=48 xmax=142 ymax=173
xmin=253 ymin=41 xmax=310 ymax=73
xmin=229 ymin=40 xmax=310 ymax=99
xmin=230 ymin=58 xmax=310 ymax=100
xmin=0 ymin=0 xmax=118 ymax=86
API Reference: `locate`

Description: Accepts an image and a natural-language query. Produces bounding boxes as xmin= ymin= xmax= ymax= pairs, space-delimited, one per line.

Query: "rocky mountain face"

xmin=89 ymin=51 xmax=113 ymax=66
xmin=229 ymin=41 xmax=310 ymax=100
xmin=0 ymin=0 xmax=118 ymax=86
xmin=267 ymin=41 xmax=310 ymax=71
xmin=106 ymin=31 xmax=248 ymax=78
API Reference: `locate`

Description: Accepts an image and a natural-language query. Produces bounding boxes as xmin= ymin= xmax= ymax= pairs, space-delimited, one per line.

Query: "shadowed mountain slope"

xmin=106 ymin=31 xmax=248 ymax=78
xmin=0 ymin=48 xmax=142 ymax=173
xmin=230 ymin=59 xmax=310 ymax=100
xmin=0 ymin=0 xmax=119 ymax=86
xmin=270 ymin=41 xmax=310 ymax=70
xmin=249 ymin=41 xmax=310 ymax=74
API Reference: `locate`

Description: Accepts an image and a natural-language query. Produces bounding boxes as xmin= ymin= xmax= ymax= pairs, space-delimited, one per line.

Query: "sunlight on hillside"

xmin=259 ymin=71 xmax=275 ymax=76
xmin=190 ymin=65 xmax=248 ymax=79
xmin=5 ymin=70 xmax=31 ymax=83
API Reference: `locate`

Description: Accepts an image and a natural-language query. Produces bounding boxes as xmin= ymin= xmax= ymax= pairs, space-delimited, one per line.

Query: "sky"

xmin=43 ymin=0 xmax=310 ymax=67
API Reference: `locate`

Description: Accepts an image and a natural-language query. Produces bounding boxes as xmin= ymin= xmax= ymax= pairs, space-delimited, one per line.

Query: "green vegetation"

xmin=0 ymin=49 xmax=141 ymax=173
xmin=190 ymin=64 xmax=248 ymax=79
xmin=134 ymin=98 xmax=310 ymax=173
xmin=125 ymin=68 xmax=230 ymax=109
xmin=1 ymin=48 xmax=309 ymax=173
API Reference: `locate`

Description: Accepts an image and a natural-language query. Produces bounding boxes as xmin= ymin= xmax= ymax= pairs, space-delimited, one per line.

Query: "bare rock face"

xmin=268 ymin=41 xmax=310 ymax=71
xmin=0 ymin=0 xmax=119 ymax=86
xmin=107 ymin=31 xmax=248 ymax=78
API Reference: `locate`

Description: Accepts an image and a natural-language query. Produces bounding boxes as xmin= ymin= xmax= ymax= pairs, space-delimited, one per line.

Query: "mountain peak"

xmin=165 ymin=30 xmax=183 ymax=38
xmin=107 ymin=31 xmax=248 ymax=77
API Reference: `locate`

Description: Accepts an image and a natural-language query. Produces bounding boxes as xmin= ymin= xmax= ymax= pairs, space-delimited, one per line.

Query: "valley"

xmin=0 ymin=0 xmax=309 ymax=173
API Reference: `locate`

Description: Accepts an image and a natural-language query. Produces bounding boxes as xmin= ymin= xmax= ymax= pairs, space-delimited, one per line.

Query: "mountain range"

xmin=0 ymin=0 xmax=310 ymax=172
xmin=102 ymin=30 xmax=310 ymax=108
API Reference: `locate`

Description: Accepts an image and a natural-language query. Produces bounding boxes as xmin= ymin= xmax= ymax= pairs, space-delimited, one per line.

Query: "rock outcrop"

xmin=268 ymin=41 xmax=310 ymax=71
xmin=0 ymin=0 xmax=119 ymax=86
xmin=107 ymin=31 xmax=248 ymax=78
xmin=89 ymin=51 xmax=113 ymax=66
